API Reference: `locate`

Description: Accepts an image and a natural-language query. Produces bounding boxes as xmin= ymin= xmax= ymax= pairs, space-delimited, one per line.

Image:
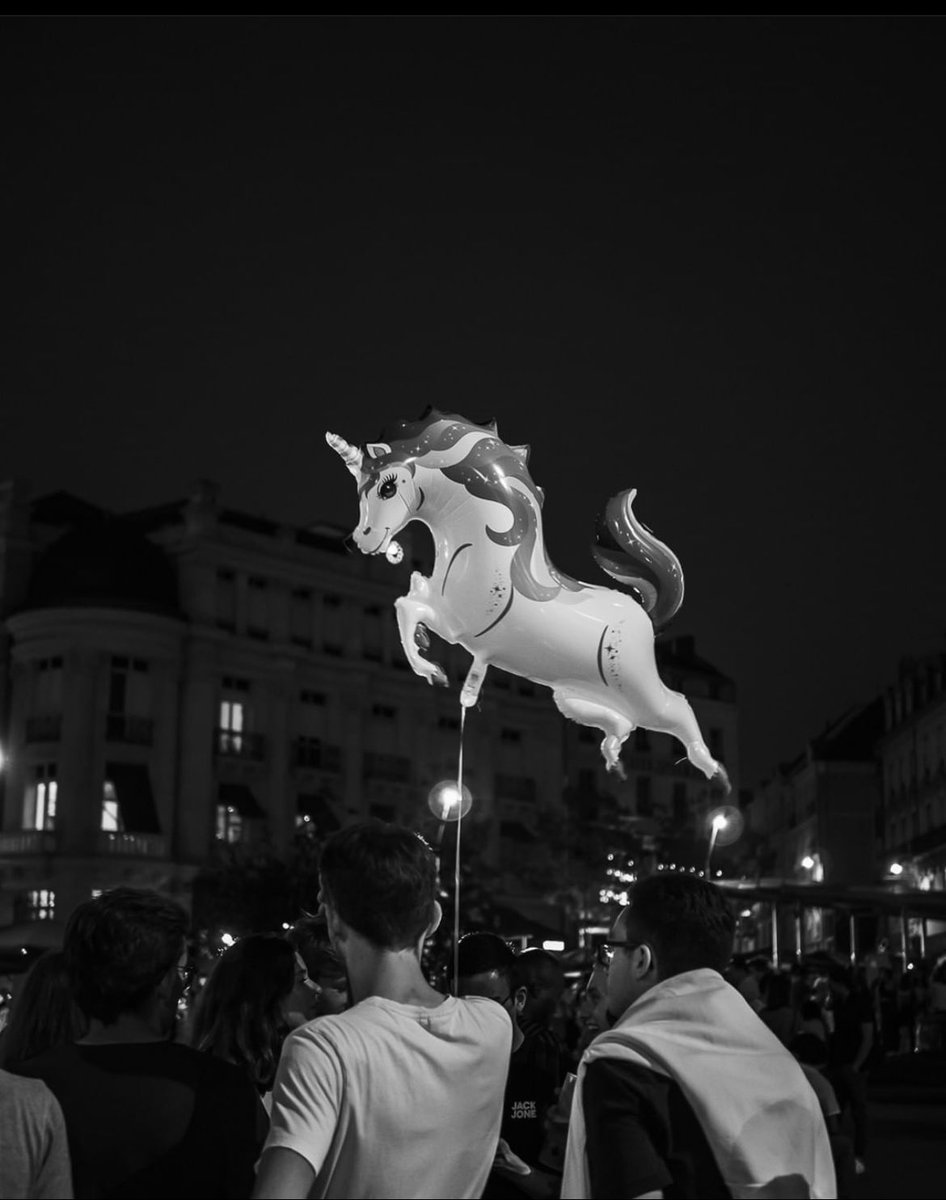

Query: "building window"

xmin=300 ymin=689 xmax=325 ymax=706
xmin=22 ymin=765 xmax=57 ymax=831
xmin=33 ymin=656 xmax=64 ymax=712
xmin=323 ymin=594 xmax=343 ymax=655
xmin=500 ymin=728 xmax=522 ymax=744
xmin=372 ymin=704 xmax=396 ymax=720
xmin=215 ymin=804 xmax=243 ymax=844
xmin=101 ymin=779 xmax=122 ymax=832
xmin=291 ymin=587 xmax=313 ymax=647
xmin=219 ymin=698 xmax=245 ymax=753
xmin=26 ymin=889 xmax=56 ymax=921
xmin=494 ymin=774 xmax=536 ymax=803
xmin=247 ymin=576 xmax=268 ymax=638
xmin=672 ymin=782 xmax=687 ymax=821
xmin=216 ymin=568 xmax=237 ymax=630
xmin=109 ymin=656 xmax=150 ymax=716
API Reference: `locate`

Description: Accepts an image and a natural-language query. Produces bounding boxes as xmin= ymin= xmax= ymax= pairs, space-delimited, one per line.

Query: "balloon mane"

xmin=364 ymin=408 xmax=581 ymax=603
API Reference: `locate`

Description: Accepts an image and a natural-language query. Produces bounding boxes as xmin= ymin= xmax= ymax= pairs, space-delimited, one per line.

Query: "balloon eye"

xmin=379 ymin=477 xmax=397 ymax=500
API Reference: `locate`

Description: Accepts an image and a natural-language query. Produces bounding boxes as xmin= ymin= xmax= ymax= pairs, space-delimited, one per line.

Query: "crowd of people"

xmin=0 ymin=816 xmax=915 ymax=1199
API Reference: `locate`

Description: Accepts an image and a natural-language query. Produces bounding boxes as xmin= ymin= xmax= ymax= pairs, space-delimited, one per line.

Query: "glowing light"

xmin=711 ymin=814 xmax=728 ymax=833
xmin=801 ymin=855 xmax=816 ymax=870
xmin=889 ymin=862 xmax=904 ymax=876
xmin=741 ymin=909 xmax=752 ymax=918
xmin=543 ymin=940 xmax=565 ymax=952
xmin=715 ymin=870 xmax=722 ymax=877
xmin=427 ymin=779 xmax=473 ymax=822
xmin=220 ymin=932 xmax=235 ymax=948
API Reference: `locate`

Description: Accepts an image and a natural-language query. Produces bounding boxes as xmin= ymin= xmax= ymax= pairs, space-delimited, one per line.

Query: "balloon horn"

xmin=325 ymin=431 xmax=364 ymax=478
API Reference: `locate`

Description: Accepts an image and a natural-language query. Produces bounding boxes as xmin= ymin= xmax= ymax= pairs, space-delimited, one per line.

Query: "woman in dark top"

xmin=189 ymin=933 xmax=302 ymax=1098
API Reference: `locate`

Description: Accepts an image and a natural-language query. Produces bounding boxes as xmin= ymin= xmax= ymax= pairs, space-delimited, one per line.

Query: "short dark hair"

xmin=512 ymin=947 xmax=563 ymax=995
xmin=64 ymin=887 xmax=188 ymax=1024
xmin=625 ymin=873 xmax=735 ymax=979
xmin=319 ymin=820 xmax=437 ymax=950
xmin=457 ymin=932 xmax=515 ymax=983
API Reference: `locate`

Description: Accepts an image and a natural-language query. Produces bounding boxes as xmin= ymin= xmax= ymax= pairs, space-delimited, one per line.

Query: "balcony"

xmin=293 ymin=738 xmax=342 ymax=772
xmin=106 ymin=713 xmax=154 ymax=746
xmin=96 ymin=831 xmax=169 ymax=858
xmin=0 ymin=831 xmax=57 ymax=855
xmin=363 ymin=753 xmax=412 ymax=784
xmin=214 ymin=728 xmax=266 ymax=762
xmin=25 ymin=714 xmax=62 ymax=743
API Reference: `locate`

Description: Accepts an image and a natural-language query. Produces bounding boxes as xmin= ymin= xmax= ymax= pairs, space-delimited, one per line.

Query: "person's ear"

xmin=513 ymin=986 xmax=528 ymax=1016
xmin=635 ymin=944 xmax=655 ymax=978
xmin=426 ymin=899 xmax=443 ymax=938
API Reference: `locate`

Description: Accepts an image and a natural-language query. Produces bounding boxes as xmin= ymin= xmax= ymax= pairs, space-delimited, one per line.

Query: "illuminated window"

xmin=23 ymin=764 xmax=57 ymax=831
xmin=219 ymin=698 xmax=245 ymax=753
xmin=27 ymin=889 xmax=55 ymax=921
xmin=216 ymin=804 xmax=243 ymax=843
xmin=101 ymin=780 xmax=122 ymax=832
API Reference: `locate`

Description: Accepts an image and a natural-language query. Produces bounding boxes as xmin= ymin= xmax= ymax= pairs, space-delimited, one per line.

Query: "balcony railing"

xmin=25 ymin=714 xmax=62 ymax=743
xmin=96 ymin=831 xmax=169 ymax=858
xmin=214 ymin=728 xmax=266 ymax=761
xmin=293 ymin=739 xmax=342 ymax=772
xmin=106 ymin=713 xmax=154 ymax=745
xmin=0 ymin=831 xmax=57 ymax=855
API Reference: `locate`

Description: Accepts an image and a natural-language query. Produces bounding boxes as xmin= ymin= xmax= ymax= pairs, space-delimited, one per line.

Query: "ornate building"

xmin=0 ymin=478 xmax=739 ymax=945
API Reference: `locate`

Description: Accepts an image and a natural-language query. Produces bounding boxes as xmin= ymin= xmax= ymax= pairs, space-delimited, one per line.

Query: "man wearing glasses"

xmin=562 ymin=873 xmax=836 ymax=1199
xmin=10 ymin=886 xmax=264 ymax=1198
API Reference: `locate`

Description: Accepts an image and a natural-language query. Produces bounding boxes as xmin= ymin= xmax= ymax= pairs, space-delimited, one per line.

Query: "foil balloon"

xmin=325 ymin=412 xmax=729 ymax=791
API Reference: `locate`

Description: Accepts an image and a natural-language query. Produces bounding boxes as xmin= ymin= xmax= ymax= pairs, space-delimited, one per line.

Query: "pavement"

xmin=844 ymin=1054 xmax=946 ymax=1200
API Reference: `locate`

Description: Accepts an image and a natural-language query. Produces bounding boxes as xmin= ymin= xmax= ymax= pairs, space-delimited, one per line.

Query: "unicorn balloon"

xmin=327 ymin=410 xmax=729 ymax=791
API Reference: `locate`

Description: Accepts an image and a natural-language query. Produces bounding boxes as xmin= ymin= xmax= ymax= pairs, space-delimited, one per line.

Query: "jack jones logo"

xmin=510 ymin=1100 xmax=537 ymax=1120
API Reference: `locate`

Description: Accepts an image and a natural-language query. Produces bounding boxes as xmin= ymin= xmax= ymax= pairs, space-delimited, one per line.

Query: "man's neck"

xmin=79 ymin=1012 xmax=170 ymax=1045
xmin=346 ymin=942 xmax=444 ymax=1008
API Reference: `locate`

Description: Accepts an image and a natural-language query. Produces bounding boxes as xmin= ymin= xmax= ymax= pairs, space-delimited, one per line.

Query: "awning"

xmin=105 ymin=762 xmax=161 ymax=833
xmin=218 ymin=782 xmax=264 ymax=818
xmin=297 ymin=793 xmax=341 ymax=832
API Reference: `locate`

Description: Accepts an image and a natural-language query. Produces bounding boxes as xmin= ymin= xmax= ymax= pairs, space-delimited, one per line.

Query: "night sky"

xmin=3 ymin=16 xmax=945 ymax=789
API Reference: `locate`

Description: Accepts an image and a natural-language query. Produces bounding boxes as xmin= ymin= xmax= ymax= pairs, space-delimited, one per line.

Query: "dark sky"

xmin=3 ymin=16 xmax=945 ymax=788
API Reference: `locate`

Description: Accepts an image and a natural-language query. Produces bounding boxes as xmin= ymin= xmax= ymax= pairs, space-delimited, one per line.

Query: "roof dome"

xmin=27 ymin=518 xmax=180 ymax=616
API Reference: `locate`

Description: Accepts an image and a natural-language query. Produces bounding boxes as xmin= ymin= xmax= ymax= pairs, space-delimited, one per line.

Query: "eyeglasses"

xmin=490 ymin=991 xmax=514 ymax=1009
xmin=596 ymin=941 xmax=642 ymax=967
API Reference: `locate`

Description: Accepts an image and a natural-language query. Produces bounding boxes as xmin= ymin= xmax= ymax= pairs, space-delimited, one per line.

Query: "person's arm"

xmin=34 ymin=1088 xmax=74 ymax=1200
xmin=252 ymin=1026 xmax=340 ymax=1198
xmin=852 ymin=1021 xmax=874 ymax=1072
xmin=254 ymin=1147 xmax=316 ymax=1199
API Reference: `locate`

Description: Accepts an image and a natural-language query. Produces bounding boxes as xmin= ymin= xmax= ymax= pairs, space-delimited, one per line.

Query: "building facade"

xmin=0 ymin=479 xmax=739 ymax=944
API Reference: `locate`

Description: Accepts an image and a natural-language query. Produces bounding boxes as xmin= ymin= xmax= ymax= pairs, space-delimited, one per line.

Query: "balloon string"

xmin=453 ymin=704 xmax=466 ymax=995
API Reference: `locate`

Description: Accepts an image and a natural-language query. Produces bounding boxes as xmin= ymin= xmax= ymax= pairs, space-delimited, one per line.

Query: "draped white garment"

xmin=562 ymin=969 xmax=836 ymax=1199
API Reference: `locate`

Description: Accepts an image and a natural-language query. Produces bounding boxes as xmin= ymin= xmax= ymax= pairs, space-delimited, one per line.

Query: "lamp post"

xmin=705 ymin=813 xmax=728 ymax=878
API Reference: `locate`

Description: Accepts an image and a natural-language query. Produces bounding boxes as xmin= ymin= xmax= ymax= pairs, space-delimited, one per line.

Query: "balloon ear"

xmin=509 ymin=444 xmax=531 ymax=465
xmin=365 ymin=443 xmax=391 ymax=460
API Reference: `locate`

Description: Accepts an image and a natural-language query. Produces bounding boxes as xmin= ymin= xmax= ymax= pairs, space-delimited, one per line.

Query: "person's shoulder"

xmin=6 ymin=1042 xmax=77 ymax=1082
xmin=0 ymin=1066 xmax=56 ymax=1105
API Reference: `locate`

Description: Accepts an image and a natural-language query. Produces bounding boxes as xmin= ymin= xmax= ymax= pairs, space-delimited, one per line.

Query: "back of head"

xmin=64 ymin=886 xmax=188 ymax=1024
xmin=318 ymin=820 xmax=437 ymax=950
xmin=0 ymin=950 xmax=87 ymax=1069
xmin=457 ymin=932 xmax=515 ymax=990
xmin=190 ymin=933 xmax=295 ymax=1090
xmin=512 ymin=948 xmax=564 ymax=1024
xmin=626 ymin=872 xmax=735 ymax=980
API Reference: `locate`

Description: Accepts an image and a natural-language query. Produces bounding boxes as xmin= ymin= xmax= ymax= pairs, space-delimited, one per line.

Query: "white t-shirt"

xmin=265 ymin=993 xmax=512 ymax=1199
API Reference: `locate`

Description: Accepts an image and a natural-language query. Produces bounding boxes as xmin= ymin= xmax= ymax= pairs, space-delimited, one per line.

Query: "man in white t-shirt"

xmin=254 ymin=820 xmax=512 ymax=1200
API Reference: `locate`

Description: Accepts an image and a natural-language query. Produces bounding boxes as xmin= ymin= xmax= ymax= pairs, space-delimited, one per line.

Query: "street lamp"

xmin=705 ymin=813 xmax=728 ymax=877
xmin=889 ymin=862 xmax=904 ymax=877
